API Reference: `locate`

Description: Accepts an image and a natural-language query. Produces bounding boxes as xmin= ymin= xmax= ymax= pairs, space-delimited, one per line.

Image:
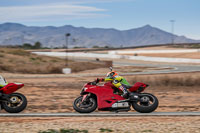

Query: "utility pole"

xmin=170 ymin=20 xmax=175 ymax=44
xmin=65 ymin=33 xmax=71 ymax=66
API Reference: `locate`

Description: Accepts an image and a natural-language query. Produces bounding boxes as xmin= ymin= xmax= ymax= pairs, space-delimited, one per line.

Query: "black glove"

xmin=91 ymin=80 xmax=97 ymax=85
xmin=96 ymin=78 xmax=100 ymax=83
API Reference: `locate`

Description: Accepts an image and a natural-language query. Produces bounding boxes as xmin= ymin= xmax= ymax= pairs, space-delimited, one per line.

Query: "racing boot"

xmin=119 ymin=85 xmax=129 ymax=99
xmin=129 ymin=93 xmax=140 ymax=101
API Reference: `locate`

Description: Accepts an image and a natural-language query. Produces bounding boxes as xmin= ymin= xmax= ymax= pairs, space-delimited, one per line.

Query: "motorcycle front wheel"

xmin=2 ymin=93 xmax=27 ymax=113
xmin=73 ymin=96 xmax=97 ymax=113
xmin=132 ymin=93 xmax=158 ymax=113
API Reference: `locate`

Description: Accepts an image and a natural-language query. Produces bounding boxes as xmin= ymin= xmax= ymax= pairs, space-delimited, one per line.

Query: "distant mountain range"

xmin=0 ymin=22 xmax=199 ymax=48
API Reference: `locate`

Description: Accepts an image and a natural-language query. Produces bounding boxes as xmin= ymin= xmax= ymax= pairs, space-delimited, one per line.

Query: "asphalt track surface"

xmin=114 ymin=62 xmax=200 ymax=75
xmin=0 ymin=112 xmax=200 ymax=117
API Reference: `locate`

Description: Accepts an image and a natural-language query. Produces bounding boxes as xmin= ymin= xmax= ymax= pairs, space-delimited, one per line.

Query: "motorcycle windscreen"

xmin=0 ymin=75 xmax=7 ymax=86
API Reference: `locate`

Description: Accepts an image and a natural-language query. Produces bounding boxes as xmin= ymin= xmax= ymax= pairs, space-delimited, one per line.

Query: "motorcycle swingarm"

xmin=116 ymin=99 xmax=130 ymax=103
xmin=117 ymin=98 xmax=140 ymax=103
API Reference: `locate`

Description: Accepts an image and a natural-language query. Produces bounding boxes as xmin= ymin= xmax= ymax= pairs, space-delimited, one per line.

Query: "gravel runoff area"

xmin=0 ymin=116 xmax=199 ymax=133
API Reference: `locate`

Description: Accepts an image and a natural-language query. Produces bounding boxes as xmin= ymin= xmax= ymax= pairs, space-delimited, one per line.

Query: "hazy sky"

xmin=0 ymin=0 xmax=199 ymax=39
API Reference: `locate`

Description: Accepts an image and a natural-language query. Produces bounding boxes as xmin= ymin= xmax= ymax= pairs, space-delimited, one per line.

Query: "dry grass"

xmin=0 ymin=48 xmax=108 ymax=74
xmin=0 ymin=48 xmax=65 ymax=74
xmin=128 ymin=72 xmax=200 ymax=87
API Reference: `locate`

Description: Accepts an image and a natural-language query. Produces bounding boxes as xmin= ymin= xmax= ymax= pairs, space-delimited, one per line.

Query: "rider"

xmin=0 ymin=75 xmax=7 ymax=88
xmin=97 ymin=69 xmax=130 ymax=99
xmin=0 ymin=75 xmax=8 ymax=96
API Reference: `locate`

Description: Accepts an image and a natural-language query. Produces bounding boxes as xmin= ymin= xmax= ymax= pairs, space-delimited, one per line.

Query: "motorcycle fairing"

xmin=83 ymin=84 xmax=124 ymax=109
xmin=0 ymin=83 xmax=24 ymax=94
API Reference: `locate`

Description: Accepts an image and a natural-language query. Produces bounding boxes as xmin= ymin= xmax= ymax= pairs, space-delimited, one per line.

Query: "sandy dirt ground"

xmin=0 ymin=117 xmax=200 ymax=133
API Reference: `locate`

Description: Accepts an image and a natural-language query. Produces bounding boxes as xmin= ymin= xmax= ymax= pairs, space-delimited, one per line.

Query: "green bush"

xmin=141 ymin=129 xmax=153 ymax=132
xmin=39 ymin=129 xmax=59 ymax=133
xmin=99 ymin=128 xmax=113 ymax=132
xmin=22 ymin=42 xmax=42 ymax=49
xmin=7 ymin=49 xmax=30 ymax=56
xmin=92 ymin=45 xmax=99 ymax=48
xmin=39 ymin=129 xmax=88 ymax=133
xmin=0 ymin=54 xmax=4 ymax=57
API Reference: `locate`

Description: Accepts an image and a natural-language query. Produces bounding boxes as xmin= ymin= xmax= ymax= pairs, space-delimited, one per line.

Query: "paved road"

xmin=24 ymin=51 xmax=200 ymax=78
xmin=0 ymin=112 xmax=200 ymax=117
xmin=33 ymin=51 xmax=200 ymax=63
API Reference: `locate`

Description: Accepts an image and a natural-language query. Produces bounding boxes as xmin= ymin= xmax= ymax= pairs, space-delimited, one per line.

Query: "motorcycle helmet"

xmin=106 ymin=71 xmax=118 ymax=78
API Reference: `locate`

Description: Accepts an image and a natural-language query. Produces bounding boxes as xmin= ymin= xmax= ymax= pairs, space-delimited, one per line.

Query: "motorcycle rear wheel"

xmin=73 ymin=96 xmax=97 ymax=113
xmin=132 ymin=93 xmax=158 ymax=113
xmin=2 ymin=93 xmax=27 ymax=113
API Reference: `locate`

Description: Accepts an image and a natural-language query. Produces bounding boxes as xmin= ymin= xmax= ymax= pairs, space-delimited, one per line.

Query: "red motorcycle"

xmin=73 ymin=79 xmax=158 ymax=113
xmin=0 ymin=80 xmax=27 ymax=113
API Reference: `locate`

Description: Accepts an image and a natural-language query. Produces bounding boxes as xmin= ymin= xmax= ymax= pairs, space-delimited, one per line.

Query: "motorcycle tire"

xmin=73 ymin=96 xmax=97 ymax=113
xmin=2 ymin=93 xmax=27 ymax=113
xmin=132 ymin=93 xmax=158 ymax=113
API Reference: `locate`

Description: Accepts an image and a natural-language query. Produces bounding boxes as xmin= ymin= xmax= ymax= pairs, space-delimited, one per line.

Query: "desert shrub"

xmin=46 ymin=65 xmax=63 ymax=74
xmin=39 ymin=129 xmax=58 ymax=133
xmin=93 ymin=45 xmax=99 ymax=48
xmin=129 ymin=74 xmax=200 ymax=87
xmin=51 ymin=59 xmax=58 ymax=62
xmin=99 ymin=128 xmax=113 ymax=132
xmin=22 ymin=43 xmax=33 ymax=49
xmin=69 ymin=61 xmax=106 ymax=72
xmin=33 ymin=41 xmax=42 ymax=49
xmin=0 ymin=48 xmax=108 ymax=74
xmin=0 ymin=64 xmax=11 ymax=71
xmin=141 ymin=130 xmax=153 ymax=132
xmin=22 ymin=42 xmax=42 ymax=49
xmin=8 ymin=59 xmax=14 ymax=63
xmin=38 ymin=129 xmax=88 ymax=133
xmin=30 ymin=57 xmax=37 ymax=61
xmin=0 ymin=54 xmax=4 ymax=57
xmin=0 ymin=49 xmax=4 ymax=53
xmin=7 ymin=49 xmax=30 ymax=56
